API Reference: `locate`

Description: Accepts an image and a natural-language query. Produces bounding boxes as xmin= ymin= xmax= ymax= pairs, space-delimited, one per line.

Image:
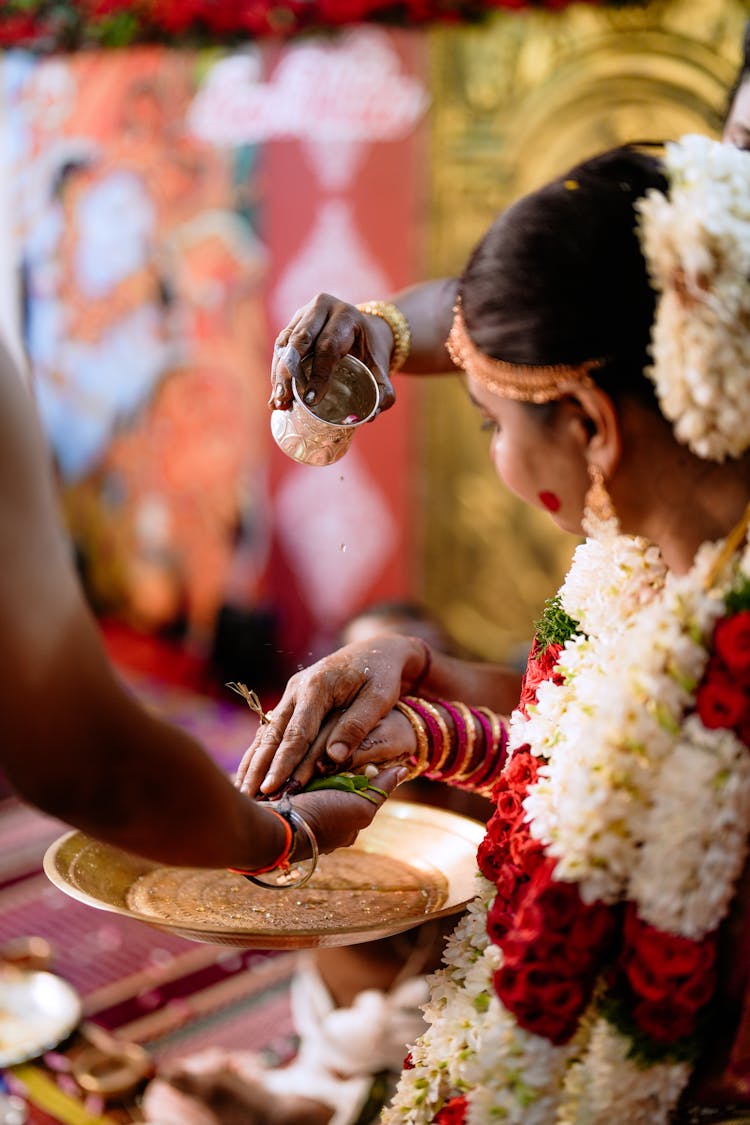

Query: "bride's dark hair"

xmin=458 ymin=145 xmax=668 ymax=403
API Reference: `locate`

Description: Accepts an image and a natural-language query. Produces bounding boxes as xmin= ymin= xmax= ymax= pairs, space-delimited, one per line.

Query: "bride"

xmin=151 ymin=135 xmax=750 ymax=1124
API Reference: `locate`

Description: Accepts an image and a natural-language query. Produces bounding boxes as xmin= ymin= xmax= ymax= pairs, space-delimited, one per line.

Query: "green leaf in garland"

xmin=533 ymin=594 xmax=580 ymax=652
xmin=725 ymin=573 xmax=750 ymax=616
xmin=597 ymin=987 xmax=707 ymax=1067
xmin=89 ymin=11 xmax=140 ymax=47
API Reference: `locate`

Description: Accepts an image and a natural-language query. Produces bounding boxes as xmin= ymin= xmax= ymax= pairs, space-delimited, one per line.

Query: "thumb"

xmin=368 ymin=765 xmax=410 ymax=799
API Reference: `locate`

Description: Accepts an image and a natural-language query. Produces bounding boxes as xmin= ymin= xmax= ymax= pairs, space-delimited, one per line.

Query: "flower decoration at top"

xmin=0 ymin=0 xmax=651 ymax=52
xmin=637 ymin=134 xmax=750 ymax=462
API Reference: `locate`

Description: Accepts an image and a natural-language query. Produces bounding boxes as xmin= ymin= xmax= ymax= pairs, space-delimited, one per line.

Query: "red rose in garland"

xmin=0 ymin=0 xmax=642 ymax=51
xmin=713 ymin=610 xmax=750 ymax=675
xmin=146 ymin=0 xmax=206 ymax=33
xmin=502 ymin=748 xmax=541 ymax=790
xmin=433 ymin=1095 xmax=467 ymax=1124
xmin=0 ymin=13 xmax=43 ymax=44
xmin=631 ymin=998 xmax=699 ymax=1044
xmin=518 ymin=639 xmax=565 ymax=715
xmin=492 ymin=858 xmax=615 ymax=1043
xmin=695 ymin=610 xmax=750 ymax=736
xmin=696 ymin=669 xmax=748 ymax=730
xmin=476 ymin=748 xmax=539 ymax=883
xmin=616 ymin=905 xmax=718 ymax=1046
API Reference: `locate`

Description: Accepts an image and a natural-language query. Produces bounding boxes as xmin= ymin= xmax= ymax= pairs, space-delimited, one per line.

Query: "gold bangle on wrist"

xmin=356 ymin=301 xmax=411 ymax=373
xmin=394 ymin=699 xmax=430 ymax=777
xmin=475 ymin=707 xmax=504 ymax=753
xmin=410 ymin=698 xmax=452 ymax=773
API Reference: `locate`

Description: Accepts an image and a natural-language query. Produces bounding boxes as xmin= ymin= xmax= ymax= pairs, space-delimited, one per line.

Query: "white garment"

xmin=141 ymin=954 xmax=428 ymax=1125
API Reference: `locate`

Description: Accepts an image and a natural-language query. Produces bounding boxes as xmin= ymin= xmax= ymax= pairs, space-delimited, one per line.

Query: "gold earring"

xmin=582 ymin=464 xmax=619 ymax=541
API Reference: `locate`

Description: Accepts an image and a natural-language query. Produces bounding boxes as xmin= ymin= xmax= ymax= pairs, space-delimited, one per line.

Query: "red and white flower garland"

xmin=383 ymin=530 xmax=750 ymax=1125
xmin=0 ymin=1 xmax=639 ymax=52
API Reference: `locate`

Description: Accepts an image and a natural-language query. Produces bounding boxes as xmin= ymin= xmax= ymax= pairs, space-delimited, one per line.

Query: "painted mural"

xmin=1 ymin=31 xmax=429 ymax=674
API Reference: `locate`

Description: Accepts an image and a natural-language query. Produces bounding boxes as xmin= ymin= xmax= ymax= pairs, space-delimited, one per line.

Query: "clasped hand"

xmin=269 ymin=293 xmax=395 ymax=413
xmin=235 ymin=635 xmax=425 ymax=802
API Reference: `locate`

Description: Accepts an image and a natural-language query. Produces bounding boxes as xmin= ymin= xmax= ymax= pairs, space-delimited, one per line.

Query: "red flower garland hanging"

xmin=0 ymin=0 xmax=646 ymax=52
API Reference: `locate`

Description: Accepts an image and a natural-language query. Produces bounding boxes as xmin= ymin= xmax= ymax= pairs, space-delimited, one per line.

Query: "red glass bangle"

xmin=227 ymin=806 xmax=294 ymax=877
xmin=435 ymin=700 xmax=466 ymax=776
xmin=468 ymin=709 xmax=508 ymax=790
xmin=447 ymin=702 xmax=480 ymax=782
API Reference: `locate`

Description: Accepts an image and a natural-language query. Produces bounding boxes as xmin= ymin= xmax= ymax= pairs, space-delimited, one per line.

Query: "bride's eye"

xmin=480 ymin=416 xmax=498 ymax=433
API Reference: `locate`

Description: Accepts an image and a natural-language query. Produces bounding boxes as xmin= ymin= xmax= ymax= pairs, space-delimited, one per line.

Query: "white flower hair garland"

xmin=637 ymin=134 xmax=750 ymax=461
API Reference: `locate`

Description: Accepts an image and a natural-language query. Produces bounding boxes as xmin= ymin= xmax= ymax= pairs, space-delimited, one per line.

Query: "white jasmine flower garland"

xmin=525 ymin=538 xmax=738 ymax=931
xmin=637 ymin=135 xmax=750 ymax=461
xmin=384 ymin=530 xmax=750 ymax=1125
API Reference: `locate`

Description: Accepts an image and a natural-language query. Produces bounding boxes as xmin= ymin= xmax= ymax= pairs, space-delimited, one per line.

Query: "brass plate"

xmin=43 ymin=801 xmax=485 ymax=949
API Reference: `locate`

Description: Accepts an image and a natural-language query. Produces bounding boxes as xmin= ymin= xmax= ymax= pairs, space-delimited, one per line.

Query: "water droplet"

xmin=363 ymin=667 xmax=370 ymax=675
xmin=339 ymin=543 xmax=347 ymax=552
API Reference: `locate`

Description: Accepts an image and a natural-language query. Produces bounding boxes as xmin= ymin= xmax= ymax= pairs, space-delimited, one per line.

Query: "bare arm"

xmin=0 ymin=339 xmax=401 ymax=868
xmin=270 ymin=278 xmax=459 ymax=413
xmin=389 ymin=278 xmax=459 ymax=375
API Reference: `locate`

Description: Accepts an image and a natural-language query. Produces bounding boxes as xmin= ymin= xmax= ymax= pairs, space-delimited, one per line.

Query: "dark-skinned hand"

xmin=270 ymin=293 xmax=395 ymax=413
xmin=235 ymin=635 xmax=426 ymax=797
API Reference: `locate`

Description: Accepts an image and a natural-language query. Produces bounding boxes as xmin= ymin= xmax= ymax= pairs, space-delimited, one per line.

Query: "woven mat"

xmin=0 ymin=670 xmax=300 ymax=1124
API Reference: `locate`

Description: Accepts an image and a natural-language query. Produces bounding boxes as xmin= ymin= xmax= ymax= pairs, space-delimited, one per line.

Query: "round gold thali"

xmin=43 ymin=801 xmax=485 ymax=949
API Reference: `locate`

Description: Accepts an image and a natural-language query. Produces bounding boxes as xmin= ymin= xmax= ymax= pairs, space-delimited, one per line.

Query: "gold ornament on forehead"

xmin=446 ymin=299 xmax=604 ymax=403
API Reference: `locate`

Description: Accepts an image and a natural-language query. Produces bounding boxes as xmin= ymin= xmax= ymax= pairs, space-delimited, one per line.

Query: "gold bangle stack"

xmin=356 ymin=301 xmax=411 ymax=373
xmin=410 ymin=698 xmax=452 ymax=773
xmin=471 ymin=707 xmax=507 ymax=795
xmin=394 ymin=699 xmax=430 ymax=777
xmin=475 ymin=706 xmax=504 ymax=750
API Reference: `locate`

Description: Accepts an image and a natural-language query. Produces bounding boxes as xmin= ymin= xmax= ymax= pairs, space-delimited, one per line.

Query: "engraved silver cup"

xmin=270 ymin=354 xmax=379 ymax=467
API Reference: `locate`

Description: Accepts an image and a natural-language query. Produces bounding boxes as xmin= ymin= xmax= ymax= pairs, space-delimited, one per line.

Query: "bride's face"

xmin=467 ymin=376 xmax=590 ymax=537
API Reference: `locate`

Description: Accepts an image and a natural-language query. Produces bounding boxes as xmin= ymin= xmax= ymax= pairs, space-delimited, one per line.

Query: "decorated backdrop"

xmin=1 ymin=28 xmax=428 ymax=675
xmin=1 ymin=0 xmax=736 ymax=677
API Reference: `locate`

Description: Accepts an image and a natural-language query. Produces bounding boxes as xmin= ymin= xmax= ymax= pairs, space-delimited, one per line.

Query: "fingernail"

xmin=328 ymin=742 xmax=350 ymax=762
xmin=395 ymin=767 xmax=409 ymax=783
xmin=303 ymin=388 xmax=316 ymax=405
xmin=274 ymin=383 xmax=285 ymax=400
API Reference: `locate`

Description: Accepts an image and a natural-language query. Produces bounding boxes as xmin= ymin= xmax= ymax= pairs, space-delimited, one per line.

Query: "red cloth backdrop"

xmin=258 ymin=29 xmax=428 ymax=667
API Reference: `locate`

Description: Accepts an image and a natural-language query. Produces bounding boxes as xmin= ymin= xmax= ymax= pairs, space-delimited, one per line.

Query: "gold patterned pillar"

xmin=420 ymin=0 xmax=748 ymax=662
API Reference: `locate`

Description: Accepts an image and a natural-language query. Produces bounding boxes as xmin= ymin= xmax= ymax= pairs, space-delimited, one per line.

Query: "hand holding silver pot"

xmin=270 ymin=353 xmax=379 ymax=466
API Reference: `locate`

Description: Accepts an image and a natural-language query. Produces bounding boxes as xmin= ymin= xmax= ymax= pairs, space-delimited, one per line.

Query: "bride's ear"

xmin=568 ymin=384 xmax=622 ymax=479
